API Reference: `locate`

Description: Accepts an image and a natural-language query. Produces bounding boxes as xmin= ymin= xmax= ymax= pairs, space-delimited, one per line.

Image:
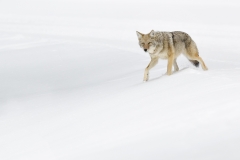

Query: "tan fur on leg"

xmin=173 ymin=59 xmax=179 ymax=71
xmin=167 ymin=54 xmax=174 ymax=75
xmin=143 ymin=58 xmax=158 ymax=81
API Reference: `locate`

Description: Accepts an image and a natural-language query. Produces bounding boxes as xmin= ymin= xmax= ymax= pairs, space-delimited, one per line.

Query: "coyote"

xmin=136 ymin=30 xmax=208 ymax=81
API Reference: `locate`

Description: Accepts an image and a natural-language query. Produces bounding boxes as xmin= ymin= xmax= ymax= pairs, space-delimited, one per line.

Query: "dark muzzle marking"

xmin=144 ymin=49 xmax=147 ymax=52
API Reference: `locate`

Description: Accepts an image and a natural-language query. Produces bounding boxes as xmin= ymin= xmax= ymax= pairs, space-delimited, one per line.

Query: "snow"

xmin=1 ymin=0 xmax=240 ymax=160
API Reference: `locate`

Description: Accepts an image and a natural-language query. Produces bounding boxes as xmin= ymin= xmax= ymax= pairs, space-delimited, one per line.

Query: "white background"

xmin=0 ymin=0 xmax=240 ymax=160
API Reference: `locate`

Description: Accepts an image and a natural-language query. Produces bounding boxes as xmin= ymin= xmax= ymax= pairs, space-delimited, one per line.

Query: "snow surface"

xmin=1 ymin=0 xmax=240 ymax=160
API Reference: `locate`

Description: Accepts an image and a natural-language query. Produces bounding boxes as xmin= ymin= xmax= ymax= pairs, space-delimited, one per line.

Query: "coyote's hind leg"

xmin=173 ymin=58 xmax=179 ymax=72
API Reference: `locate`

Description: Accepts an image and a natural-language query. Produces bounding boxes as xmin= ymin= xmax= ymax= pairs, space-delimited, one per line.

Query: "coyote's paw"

xmin=203 ymin=67 xmax=208 ymax=71
xmin=143 ymin=78 xmax=148 ymax=82
xmin=143 ymin=75 xmax=149 ymax=82
xmin=165 ymin=71 xmax=172 ymax=76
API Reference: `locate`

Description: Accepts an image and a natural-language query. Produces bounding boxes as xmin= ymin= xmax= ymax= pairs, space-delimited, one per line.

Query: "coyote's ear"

xmin=136 ymin=31 xmax=143 ymax=39
xmin=149 ymin=30 xmax=155 ymax=37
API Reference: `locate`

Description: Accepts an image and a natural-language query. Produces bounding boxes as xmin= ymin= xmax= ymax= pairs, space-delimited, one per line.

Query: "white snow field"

xmin=1 ymin=0 xmax=240 ymax=160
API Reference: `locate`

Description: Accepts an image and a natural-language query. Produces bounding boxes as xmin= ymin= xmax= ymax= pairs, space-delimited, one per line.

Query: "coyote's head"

xmin=136 ymin=30 xmax=157 ymax=52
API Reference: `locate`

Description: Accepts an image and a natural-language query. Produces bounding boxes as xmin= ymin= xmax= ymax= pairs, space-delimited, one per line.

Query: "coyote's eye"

xmin=148 ymin=42 xmax=152 ymax=45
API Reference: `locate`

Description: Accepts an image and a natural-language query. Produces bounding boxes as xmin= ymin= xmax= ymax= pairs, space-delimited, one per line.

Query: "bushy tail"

xmin=189 ymin=60 xmax=199 ymax=67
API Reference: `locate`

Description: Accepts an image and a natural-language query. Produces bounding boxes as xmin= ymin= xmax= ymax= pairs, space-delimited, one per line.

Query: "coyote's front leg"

xmin=166 ymin=47 xmax=175 ymax=75
xmin=143 ymin=58 xmax=158 ymax=81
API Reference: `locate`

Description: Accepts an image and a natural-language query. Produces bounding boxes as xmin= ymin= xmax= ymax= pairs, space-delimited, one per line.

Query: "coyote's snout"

xmin=136 ymin=30 xmax=208 ymax=81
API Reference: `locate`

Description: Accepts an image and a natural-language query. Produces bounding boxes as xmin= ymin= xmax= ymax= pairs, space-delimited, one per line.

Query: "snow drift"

xmin=1 ymin=0 xmax=240 ymax=160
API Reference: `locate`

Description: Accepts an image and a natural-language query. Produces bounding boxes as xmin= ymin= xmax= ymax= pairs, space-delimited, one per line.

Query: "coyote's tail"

xmin=189 ymin=60 xmax=199 ymax=67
